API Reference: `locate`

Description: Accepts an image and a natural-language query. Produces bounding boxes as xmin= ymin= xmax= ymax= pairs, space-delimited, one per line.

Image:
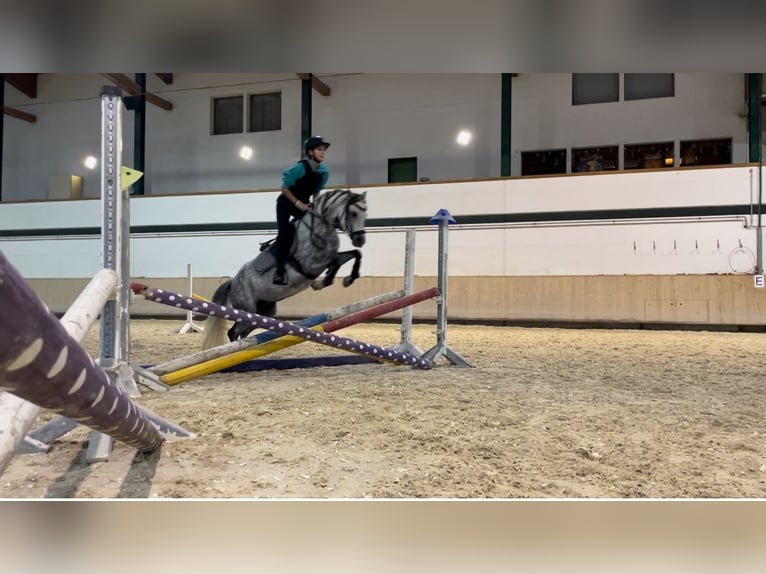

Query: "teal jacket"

xmin=281 ymin=159 xmax=329 ymax=197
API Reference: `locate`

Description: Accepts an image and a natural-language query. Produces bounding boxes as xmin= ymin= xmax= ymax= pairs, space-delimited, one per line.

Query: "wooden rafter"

xmin=3 ymin=106 xmax=37 ymax=123
xmin=155 ymin=73 xmax=174 ymax=85
xmin=4 ymin=74 xmax=38 ymax=99
xmin=296 ymin=73 xmax=331 ymax=96
xmin=101 ymin=73 xmax=173 ymax=111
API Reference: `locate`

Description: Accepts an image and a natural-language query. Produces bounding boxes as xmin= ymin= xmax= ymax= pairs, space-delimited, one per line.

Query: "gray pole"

xmin=0 ymin=76 xmax=4 ymax=201
xmin=91 ymin=86 xmax=136 ymax=461
xmin=393 ymin=229 xmax=424 ymax=356
xmin=748 ymin=73 xmax=763 ymax=273
xmin=422 ymin=209 xmax=471 ymax=367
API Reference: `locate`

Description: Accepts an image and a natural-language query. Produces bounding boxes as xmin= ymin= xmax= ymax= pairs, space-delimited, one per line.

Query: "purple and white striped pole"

xmin=0 ymin=251 xmax=162 ymax=453
xmin=143 ymin=287 xmax=434 ymax=370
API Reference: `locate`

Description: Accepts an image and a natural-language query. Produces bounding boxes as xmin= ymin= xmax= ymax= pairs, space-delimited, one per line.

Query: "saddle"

xmin=258 ymin=237 xmax=318 ymax=280
xmin=259 ymin=237 xmax=276 ymax=252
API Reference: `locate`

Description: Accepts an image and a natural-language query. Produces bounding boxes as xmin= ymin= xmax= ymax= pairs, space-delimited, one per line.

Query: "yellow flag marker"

xmin=121 ymin=166 xmax=144 ymax=191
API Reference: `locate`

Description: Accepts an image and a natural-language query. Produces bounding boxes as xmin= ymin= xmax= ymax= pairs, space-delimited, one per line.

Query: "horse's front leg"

xmin=311 ymin=261 xmax=339 ymax=290
xmin=311 ymin=250 xmax=362 ymax=290
xmin=341 ymin=249 xmax=363 ymax=287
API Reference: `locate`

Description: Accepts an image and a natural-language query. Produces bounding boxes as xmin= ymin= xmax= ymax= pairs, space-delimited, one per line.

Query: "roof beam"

xmin=4 ymin=74 xmax=38 ymax=99
xmin=155 ymin=73 xmax=174 ymax=85
xmin=3 ymin=106 xmax=37 ymax=123
xmin=296 ymin=73 xmax=331 ymax=96
xmin=101 ymin=73 xmax=173 ymax=111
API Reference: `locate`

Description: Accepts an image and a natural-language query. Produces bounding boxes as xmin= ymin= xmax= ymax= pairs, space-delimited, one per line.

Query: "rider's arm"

xmin=280 ymin=163 xmax=306 ymax=206
xmin=281 ymin=186 xmax=301 ymax=206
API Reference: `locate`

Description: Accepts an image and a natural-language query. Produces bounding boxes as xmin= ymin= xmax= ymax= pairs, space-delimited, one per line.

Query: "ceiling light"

xmin=239 ymin=146 xmax=254 ymax=160
xmin=456 ymin=130 xmax=472 ymax=146
xmin=84 ymin=155 xmax=98 ymax=169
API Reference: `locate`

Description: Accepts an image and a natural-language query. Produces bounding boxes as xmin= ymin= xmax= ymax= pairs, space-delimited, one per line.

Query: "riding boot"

xmin=273 ymin=243 xmax=289 ymax=285
xmin=273 ymin=221 xmax=294 ymax=286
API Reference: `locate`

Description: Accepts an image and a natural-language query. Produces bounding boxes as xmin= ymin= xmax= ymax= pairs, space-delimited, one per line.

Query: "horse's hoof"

xmin=343 ymin=276 xmax=355 ymax=288
xmin=311 ymin=280 xmax=324 ymax=290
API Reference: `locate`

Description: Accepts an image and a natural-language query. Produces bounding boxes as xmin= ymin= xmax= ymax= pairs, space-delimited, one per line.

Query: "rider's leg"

xmin=274 ymin=196 xmax=299 ymax=284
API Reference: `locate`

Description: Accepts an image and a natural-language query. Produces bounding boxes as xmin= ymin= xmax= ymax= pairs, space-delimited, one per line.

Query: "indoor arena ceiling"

xmin=2 ymin=73 xmax=333 ymax=124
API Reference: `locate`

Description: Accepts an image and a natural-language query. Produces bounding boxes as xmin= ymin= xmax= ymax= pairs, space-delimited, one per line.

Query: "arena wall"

xmin=2 ymin=164 xmax=765 ymax=328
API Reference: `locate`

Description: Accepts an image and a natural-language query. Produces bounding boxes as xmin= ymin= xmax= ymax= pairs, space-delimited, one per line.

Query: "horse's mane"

xmin=312 ymin=189 xmax=367 ymax=231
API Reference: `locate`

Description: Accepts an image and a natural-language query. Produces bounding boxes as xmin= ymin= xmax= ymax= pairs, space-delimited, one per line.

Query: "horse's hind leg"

xmin=227 ymin=322 xmax=252 ymax=342
xmin=256 ymin=300 xmax=277 ymax=318
xmin=227 ymin=300 xmax=277 ymax=340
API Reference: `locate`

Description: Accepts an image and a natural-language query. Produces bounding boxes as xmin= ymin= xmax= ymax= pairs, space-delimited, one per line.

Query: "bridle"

xmin=300 ymin=190 xmax=367 ymax=248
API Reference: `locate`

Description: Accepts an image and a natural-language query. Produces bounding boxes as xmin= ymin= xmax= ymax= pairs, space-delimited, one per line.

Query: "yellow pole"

xmin=159 ymin=288 xmax=435 ymax=385
xmin=160 ymin=327 xmax=327 ymax=385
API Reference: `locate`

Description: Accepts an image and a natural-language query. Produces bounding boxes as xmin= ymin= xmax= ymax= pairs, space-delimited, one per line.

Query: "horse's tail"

xmin=201 ymin=279 xmax=232 ymax=350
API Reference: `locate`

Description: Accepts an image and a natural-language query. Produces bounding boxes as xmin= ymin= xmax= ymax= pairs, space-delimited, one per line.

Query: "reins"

xmin=297 ymin=190 xmax=366 ymax=250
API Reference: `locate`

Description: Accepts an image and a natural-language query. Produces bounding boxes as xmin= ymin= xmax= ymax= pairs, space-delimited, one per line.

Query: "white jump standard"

xmin=422 ymin=209 xmax=472 ymax=367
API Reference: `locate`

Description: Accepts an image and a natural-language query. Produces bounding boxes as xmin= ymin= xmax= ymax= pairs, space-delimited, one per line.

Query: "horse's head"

xmin=344 ymin=191 xmax=367 ymax=247
xmin=316 ymin=189 xmax=368 ymax=248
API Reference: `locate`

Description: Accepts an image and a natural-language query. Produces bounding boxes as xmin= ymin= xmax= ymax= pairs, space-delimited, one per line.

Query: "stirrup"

xmin=260 ymin=238 xmax=276 ymax=252
xmin=273 ymin=268 xmax=288 ymax=285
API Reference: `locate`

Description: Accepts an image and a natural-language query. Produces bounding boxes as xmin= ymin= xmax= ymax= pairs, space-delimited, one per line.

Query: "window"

xmin=624 ymin=141 xmax=675 ymax=170
xmin=680 ymin=138 xmax=732 ymax=167
xmin=249 ymin=92 xmax=281 ymax=132
xmin=625 ymin=74 xmax=674 ymax=100
xmin=212 ymin=92 xmax=282 ymax=135
xmin=572 ymin=74 xmax=619 ymax=105
xmin=521 ymin=149 xmax=567 ymax=176
xmin=212 ymin=95 xmax=243 ymax=135
xmin=388 ymin=157 xmax=418 ymax=183
xmin=572 ymin=145 xmax=618 ymax=172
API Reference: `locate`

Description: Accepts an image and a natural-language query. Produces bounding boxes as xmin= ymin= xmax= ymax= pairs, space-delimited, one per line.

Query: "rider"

xmin=272 ymin=136 xmax=331 ymax=285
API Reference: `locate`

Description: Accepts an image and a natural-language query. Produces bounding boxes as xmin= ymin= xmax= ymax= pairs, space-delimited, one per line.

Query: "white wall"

xmin=145 ymin=73 xmax=503 ymax=194
xmin=513 ymin=73 xmax=749 ymax=172
xmin=1 ymin=166 xmax=762 ymax=280
xmin=144 ymin=73 xmax=301 ymax=199
xmin=2 ymin=73 xmax=756 ymax=203
xmin=310 ymin=73 xmax=502 ymax=185
xmin=4 ymin=74 xmax=135 ymax=201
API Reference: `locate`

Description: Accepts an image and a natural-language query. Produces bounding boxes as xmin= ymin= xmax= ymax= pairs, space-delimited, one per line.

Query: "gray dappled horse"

xmin=201 ymin=189 xmax=368 ymax=349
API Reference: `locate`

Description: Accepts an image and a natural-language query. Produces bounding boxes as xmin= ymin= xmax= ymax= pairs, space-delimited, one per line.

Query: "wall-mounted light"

xmin=456 ymin=130 xmax=472 ymax=146
xmin=239 ymin=146 xmax=254 ymax=160
xmin=664 ymin=157 xmax=674 ymax=166
xmin=84 ymin=155 xmax=98 ymax=169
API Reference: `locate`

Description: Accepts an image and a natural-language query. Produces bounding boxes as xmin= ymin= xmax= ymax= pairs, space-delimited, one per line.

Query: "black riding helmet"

xmin=304 ymin=136 xmax=331 ymax=155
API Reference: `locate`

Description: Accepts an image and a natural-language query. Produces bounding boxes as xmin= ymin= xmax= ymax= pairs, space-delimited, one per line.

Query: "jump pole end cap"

xmin=101 ymin=85 xmax=122 ymax=97
xmin=430 ymin=209 xmax=456 ymax=225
